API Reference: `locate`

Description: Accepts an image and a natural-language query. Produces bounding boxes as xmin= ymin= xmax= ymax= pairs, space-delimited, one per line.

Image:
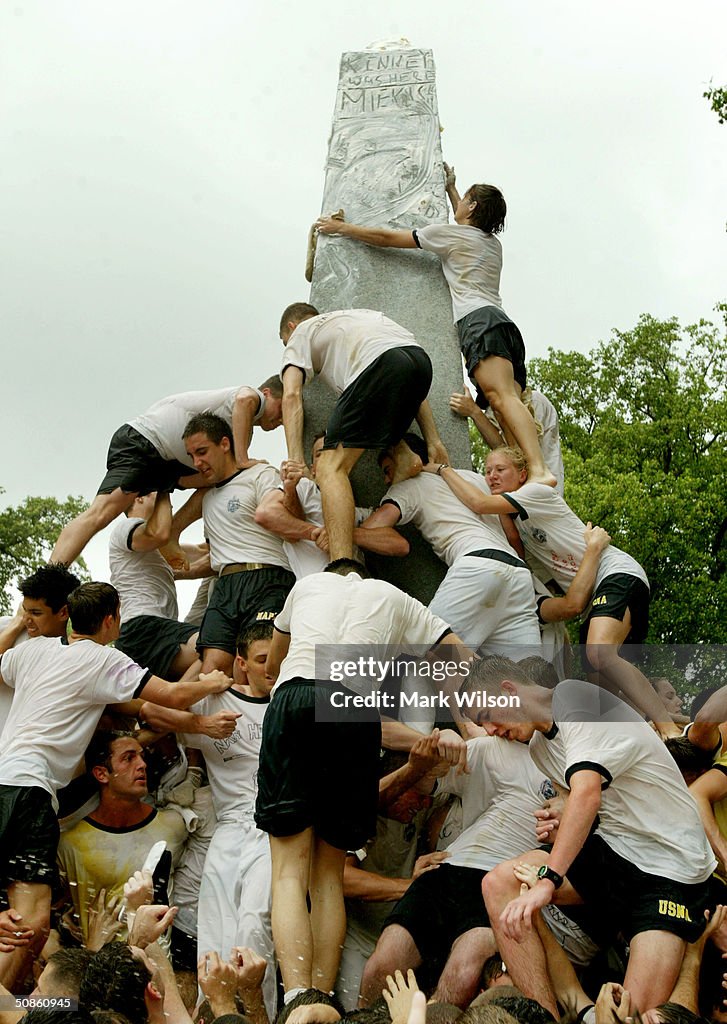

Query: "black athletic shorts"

xmin=255 ymin=679 xmax=381 ymax=850
xmin=384 ymin=864 xmax=489 ymax=967
xmin=116 ymin=615 xmax=198 ymax=676
xmin=97 ymin=424 xmax=192 ymax=496
xmin=323 ymin=346 xmax=432 ymax=450
xmin=198 ymin=567 xmax=295 ymax=655
xmin=0 ymin=785 xmax=59 ymax=887
xmin=566 ymin=832 xmax=709 ymax=942
xmin=580 ymin=573 xmax=650 ymax=645
xmin=456 ymin=305 xmax=527 ymax=397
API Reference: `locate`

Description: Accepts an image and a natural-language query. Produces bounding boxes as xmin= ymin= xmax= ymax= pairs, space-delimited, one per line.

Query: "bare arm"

xmin=139 ymin=702 xmax=241 ymax=739
xmin=539 ymin=525 xmax=611 ymax=623
xmin=282 ymin=366 xmax=307 ymax=465
xmin=343 ymin=856 xmax=410 ymax=901
xmin=170 ymin=489 xmax=205 ymax=541
xmin=129 ymin=492 xmax=173 ymax=552
xmin=315 ymin=216 xmax=417 ymax=249
xmin=265 ymin=627 xmax=291 ymax=680
xmin=232 ymin=387 xmax=269 ymax=470
xmin=255 ymin=489 xmax=318 ymax=543
xmin=0 ymin=610 xmax=26 ymax=656
xmin=352 ymin=523 xmax=409 ymax=557
xmin=138 ymin=671 xmax=232 ymax=710
xmin=443 ymin=162 xmax=461 ymax=213
xmin=690 ymin=769 xmax=727 ymax=874
xmin=147 ymin=941 xmax=193 ymax=1024
xmin=415 ymin=399 xmax=449 ymax=466
xmin=449 ymin=387 xmax=504 ymax=450
xmin=421 ymin=462 xmax=514 ymax=515
xmin=692 ymin=689 xmax=727 ymax=752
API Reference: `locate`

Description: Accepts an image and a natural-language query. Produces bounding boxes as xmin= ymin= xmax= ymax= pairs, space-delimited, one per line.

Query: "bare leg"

xmin=624 ymin=931 xmax=686 ymax=1012
xmin=270 ymin=830 xmax=314 ymax=992
xmin=389 ymin=441 xmax=423 ymax=484
xmin=315 ymin=445 xmax=364 ymax=562
xmin=482 ymin=858 xmax=558 ymax=1016
xmin=0 ymin=882 xmax=50 ymax=991
xmin=308 ymin=836 xmax=347 ymax=993
xmin=179 ymin=657 xmax=202 ymax=681
xmin=50 ymin=488 xmax=138 ymax=565
xmin=200 ymin=647 xmax=234 ymax=676
xmin=586 ymin=614 xmax=677 ymax=735
xmin=434 ymin=927 xmax=497 ymax=1008
xmin=360 ymin=925 xmax=422 ymax=1007
xmin=473 ymin=357 xmax=554 ymax=485
xmin=168 ymin=633 xmax=200 ymax=680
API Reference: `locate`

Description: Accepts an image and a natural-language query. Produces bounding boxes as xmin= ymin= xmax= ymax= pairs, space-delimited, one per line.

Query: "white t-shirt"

xmin=0 ymin=637 xmax=150 ymax=809
xmin=383 ymin=471 xmax=514 ymax=567
xmin=109 ymin=517 xmax=179 ymax=622
xmin=183 ymin=688 xmax=268 ymax=821
xmin=414 ymin=224 xmax=502 ymax=323
xmin=272 ymin=572 xmax=451 ymax=693
xmin=202 ymin=464 xmax=291 ymax=574
xmin=0 ymin=616 xmax=27 ymax=733
xmin=529 ymin=680 xmax=716 ymax=885
xmin=130 ymin=387 xmax=265 ymax=467
xmin=281 ymin=309 xmax=420 ymax=394
xmin=439 ymin=736 xmax=557 ymax=871
xmin=282 ymin=477 xmax=369 ymax=579
xmin=503 ymin=482 xmax=648 ymax=591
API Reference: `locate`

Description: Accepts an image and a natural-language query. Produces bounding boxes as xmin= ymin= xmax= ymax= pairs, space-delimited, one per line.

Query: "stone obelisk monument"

xmin=307 ymin=42 xmax=471 ymax=603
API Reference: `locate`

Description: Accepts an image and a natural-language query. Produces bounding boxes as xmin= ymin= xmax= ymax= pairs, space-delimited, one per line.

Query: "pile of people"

xmin=1 ymin=163 xmax=724 ymax=1024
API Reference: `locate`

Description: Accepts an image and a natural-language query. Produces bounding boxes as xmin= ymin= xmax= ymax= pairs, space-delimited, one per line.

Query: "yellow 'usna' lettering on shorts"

xmin=256 ymin=611 xmax=277 ymax=620
xmin=658 ymin=899 xmax=692 ymax=921
xmin=592 ymin=595 xmax=608 ymax=606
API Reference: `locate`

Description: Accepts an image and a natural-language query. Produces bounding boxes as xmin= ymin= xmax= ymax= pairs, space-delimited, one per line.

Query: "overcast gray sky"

xmin=2 ymin=0 xmax=725 ymax=602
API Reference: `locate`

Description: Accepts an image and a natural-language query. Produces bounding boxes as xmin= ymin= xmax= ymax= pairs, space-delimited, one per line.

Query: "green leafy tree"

xmin=704 ymin=82 xmax=727 ymax=124
xmin=0 ymin=491 xmax=88 ymax=615
xmin=470 ymin=309 xmax=727 ymax=653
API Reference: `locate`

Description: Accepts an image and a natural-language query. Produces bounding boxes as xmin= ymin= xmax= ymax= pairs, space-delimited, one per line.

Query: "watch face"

xmin=537 ymin=865 xmax=547 ymax=878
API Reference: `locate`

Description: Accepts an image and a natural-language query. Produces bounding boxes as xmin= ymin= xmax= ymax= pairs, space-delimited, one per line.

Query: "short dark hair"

xmin=275 ymin=990 xmax=342 ymax=1024
xmin=651 ymin=1004 xmax=708 ymax=1024
xmin=19 ymin=563 xmax=81 ymax=613
xmin=279 ymin=302 xmax=319 ymax=335
xmin=460 ymin=654 xmax=532 ymax=708
xmin=79 ymin=943 xmax=151 ymax=1024
xmin=45 ymin=946 xmax=94 ymax=998
xmin=517 ymin=656 xmax=559 ymax=689
xmin=182 ymin=412 xmax=233 ymax=447
xmin=236 ymin=621 xmax=274 ymax=658
xmin=426 ymin=1004 xmax=462 ymax=1024
xmin=466 ymin=184 xmax=507 ymax=234
xmin=91 ymin=1013 xmax=133 ymax=1024
xmin=67 ymin=583 xmax=120 ymax=635
xmin=665 ymin=736 xmax=713 ymax=780
xmin=481 ymin=995 xmax=555 ymax=1024
xmin=324 ymin=558 xmax=370 ymax=578
xmin=85 ymin=730 xmax=136 ymax=777
xmin=259 ymin=375 xmax=283 ymax=398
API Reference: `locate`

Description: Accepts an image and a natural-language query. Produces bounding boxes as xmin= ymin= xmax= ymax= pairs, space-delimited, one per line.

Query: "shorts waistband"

xmin=465 ymin=548 xmax=528 ymax=571
xmin=220 ymin=562 xmax=278 ymax=576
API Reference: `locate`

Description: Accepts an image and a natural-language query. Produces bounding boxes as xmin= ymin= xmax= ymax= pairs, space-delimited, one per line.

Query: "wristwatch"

xmin=436 ymin=463 xmax=450 ymax=475
xmin=536 ymin=864 xmax=564 ymax=889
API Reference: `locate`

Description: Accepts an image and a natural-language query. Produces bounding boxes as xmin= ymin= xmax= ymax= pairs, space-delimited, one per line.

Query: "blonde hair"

xmin=488 ymin=445 xmax=529 ymax=475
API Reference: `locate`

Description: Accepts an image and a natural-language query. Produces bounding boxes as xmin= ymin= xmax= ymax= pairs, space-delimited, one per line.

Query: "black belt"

xmin=465 ymin=548 xmax=528 ymax=571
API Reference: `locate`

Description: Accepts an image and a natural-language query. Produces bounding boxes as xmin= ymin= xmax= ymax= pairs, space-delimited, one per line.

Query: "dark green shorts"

xmin=197 ymin=567 xmax=294 ymax=655
xmin=255 ymin=679 xmax=381 ymax=850
xmin=116 ymin=615 xmax=198 ymax=676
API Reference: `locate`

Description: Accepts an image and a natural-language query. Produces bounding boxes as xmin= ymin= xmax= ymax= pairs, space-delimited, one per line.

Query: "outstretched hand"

xmin=382 ymin=969 xmax=419 ymax=1024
